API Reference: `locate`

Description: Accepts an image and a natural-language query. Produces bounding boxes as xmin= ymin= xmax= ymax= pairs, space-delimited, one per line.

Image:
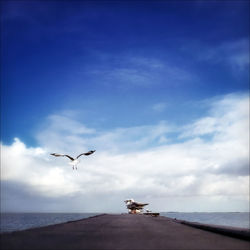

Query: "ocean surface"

xmin=0 ymin=213 xmax=99 ymax=233
xmin=1 ymin=212 xmax=249 ymax=233
xmin=161 ymin=212 xmax=250 ymax=229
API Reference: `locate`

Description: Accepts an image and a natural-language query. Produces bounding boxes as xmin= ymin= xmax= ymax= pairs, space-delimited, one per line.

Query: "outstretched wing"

xmin=50 ymin=153 xmax=74 ymax=161
xmin=76 ymin=150 xmax=96 ymax=159
xmin=64 ymin=155 xmax=75 ymax=161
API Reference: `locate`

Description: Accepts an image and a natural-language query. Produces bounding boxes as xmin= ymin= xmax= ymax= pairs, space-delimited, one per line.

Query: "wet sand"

xmin=1 ymin=214 xmax=249 ymax=250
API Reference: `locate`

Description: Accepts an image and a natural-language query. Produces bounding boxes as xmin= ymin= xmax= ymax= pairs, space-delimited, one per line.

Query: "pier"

xmin=1 ymin=214 xmax=249 ymax=250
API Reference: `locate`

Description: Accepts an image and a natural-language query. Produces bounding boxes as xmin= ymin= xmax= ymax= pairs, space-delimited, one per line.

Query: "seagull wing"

xmin=133 ymin=202 xmax=149 ymax=207
xmin=64 ymin=155 xmax=75 ymax=161
xmin=76 ymin=150 xmax=96 ymax=159
xmin=50 ymin=153 xmax=74 ymax=161
xmin=50 ymin=153 xmax=64 ymax=157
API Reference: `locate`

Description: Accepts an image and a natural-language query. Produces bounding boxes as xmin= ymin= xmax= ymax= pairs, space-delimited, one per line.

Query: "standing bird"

xmin=50 ymin=150 xmax=96 ymax=170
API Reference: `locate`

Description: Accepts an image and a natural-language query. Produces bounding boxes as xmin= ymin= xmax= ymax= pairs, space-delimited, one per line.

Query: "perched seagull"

xmin=124 ymin=199 xmax=148 ymax=214
xmin=50 ymin=150 xmax=96 ymax=170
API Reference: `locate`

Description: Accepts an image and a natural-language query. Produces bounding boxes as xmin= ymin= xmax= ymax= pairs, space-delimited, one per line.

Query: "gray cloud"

xmin=212 ymin=158 xmax=249 ymax=177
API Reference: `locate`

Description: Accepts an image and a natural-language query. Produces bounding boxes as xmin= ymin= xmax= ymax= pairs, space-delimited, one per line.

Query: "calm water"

xmin=161 ymin=212 xmax=250 ymax=229
xmin=0 ymin=213 xmax=99 ymax=233
xmin=1 ymin=212 xmax=249 ymax=232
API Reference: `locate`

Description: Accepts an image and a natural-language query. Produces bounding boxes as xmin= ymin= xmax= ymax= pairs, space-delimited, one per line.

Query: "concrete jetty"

xmin=1 ymin=214 xmax=249 ymax=250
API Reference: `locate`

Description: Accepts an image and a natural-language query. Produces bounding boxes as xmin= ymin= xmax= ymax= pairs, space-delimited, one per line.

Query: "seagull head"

xmin=124 ymin=199 xmax=134 ymax=205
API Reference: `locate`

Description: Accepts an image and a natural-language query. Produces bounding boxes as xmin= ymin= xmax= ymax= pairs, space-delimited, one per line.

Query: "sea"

xmin=0 ymin=212 xmax=249 ymax=233
xmin=0 ymin=213 xmax=99 ymax=233
xmin=161 ymin=212 xmax=250 ymax=229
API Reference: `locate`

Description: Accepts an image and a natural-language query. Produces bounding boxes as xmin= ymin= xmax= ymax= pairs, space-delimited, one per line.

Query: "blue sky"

xmin=2 ymin=0 xmax=249 ymax=145
xmin=1 ymin=1 xmax=249 ymax=212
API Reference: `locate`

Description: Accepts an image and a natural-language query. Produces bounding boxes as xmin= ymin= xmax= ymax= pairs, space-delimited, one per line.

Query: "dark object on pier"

xmin=143 ymin=212 xmax=160 ymax=217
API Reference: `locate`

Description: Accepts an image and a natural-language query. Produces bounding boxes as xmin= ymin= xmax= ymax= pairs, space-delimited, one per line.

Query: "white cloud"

xmin=36 ymin=114 xmax=96 ymax=153
xmin=152 ymin=102 xmax=167 ymax=112
xmin=1 ymin=93 xmax=249 ymax=212
xmin=223 ymin=39 xmax=249 ymax=71
xmin=197 ymin=39 xmax=249 ymax=72
xmin=180 ymin=93 xmax=249 ymax=140
xmin=86 ymin=55 xmax=194 ymax=89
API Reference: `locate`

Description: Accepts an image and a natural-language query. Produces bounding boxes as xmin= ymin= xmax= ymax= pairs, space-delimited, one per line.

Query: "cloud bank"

xmin=1 ymin=93 xmax=249 ymax=212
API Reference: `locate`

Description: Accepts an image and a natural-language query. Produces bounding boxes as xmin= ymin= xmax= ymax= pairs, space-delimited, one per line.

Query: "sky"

xmin=1 ymin=0 xmax=249 ymax=213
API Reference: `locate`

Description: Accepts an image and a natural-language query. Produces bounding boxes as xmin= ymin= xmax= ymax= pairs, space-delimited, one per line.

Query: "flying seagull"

xmin=50 ymin=150 xmax=96 ymax=170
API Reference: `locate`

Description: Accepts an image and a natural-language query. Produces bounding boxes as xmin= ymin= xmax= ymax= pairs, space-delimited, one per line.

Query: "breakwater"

xmin=1 ymin=214 xmax=249 ymax=250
